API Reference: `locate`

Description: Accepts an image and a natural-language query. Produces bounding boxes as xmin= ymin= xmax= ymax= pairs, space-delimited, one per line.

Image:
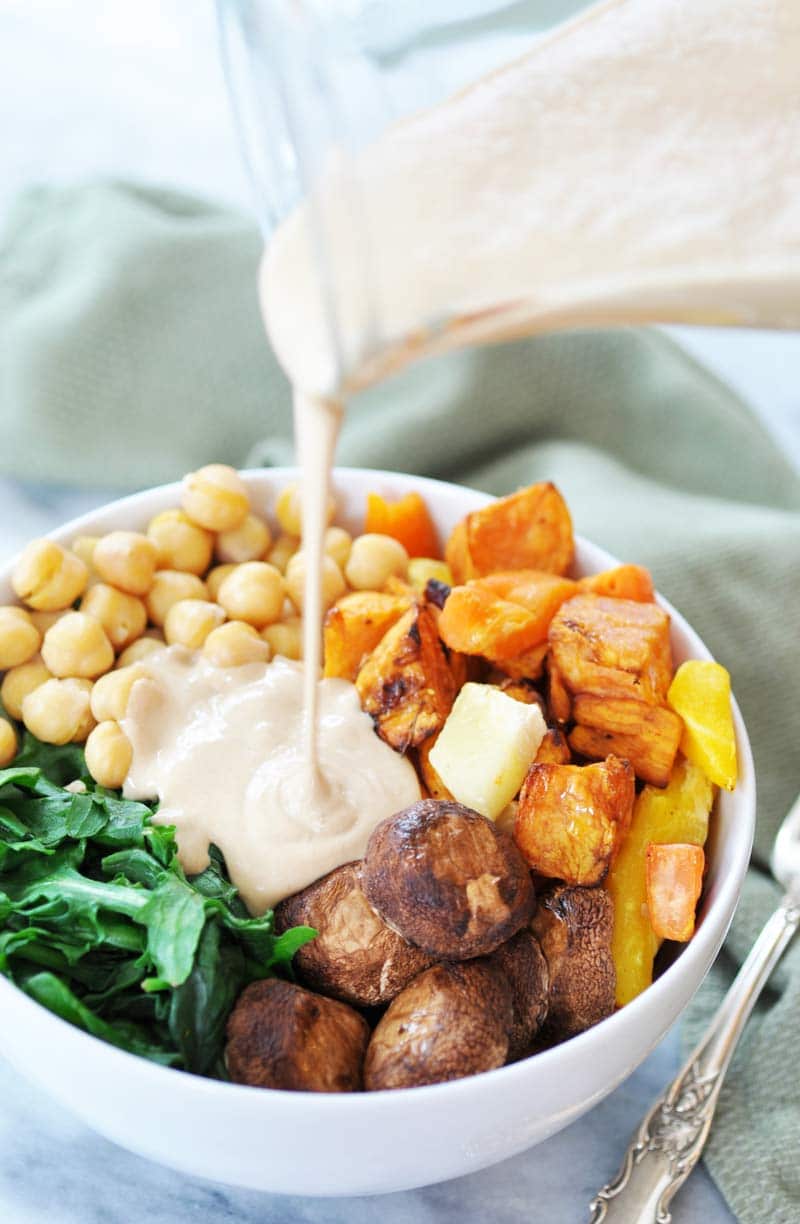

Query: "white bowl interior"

xmin=0 ymin=468 xmax=755 ymax=1196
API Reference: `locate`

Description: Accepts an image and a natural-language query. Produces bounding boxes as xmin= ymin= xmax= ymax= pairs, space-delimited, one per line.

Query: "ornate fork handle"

xmin=589 ymin=894 xmax=800 ymax=1223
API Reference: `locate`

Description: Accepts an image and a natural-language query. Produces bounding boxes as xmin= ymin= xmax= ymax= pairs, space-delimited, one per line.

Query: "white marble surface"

xmin=1 ymin=2 xmax=799 ymax=1220
xmin=0 ymin=1029 xmax=731 ymax=1224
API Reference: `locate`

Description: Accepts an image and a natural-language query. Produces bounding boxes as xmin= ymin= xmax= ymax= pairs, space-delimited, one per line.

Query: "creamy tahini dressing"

xmin=122 ymin=648 xmax=420 ymax=914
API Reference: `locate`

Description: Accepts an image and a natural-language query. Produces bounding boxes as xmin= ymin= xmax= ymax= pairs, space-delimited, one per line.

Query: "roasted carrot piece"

xmin=645 ymin=843 xmax=705 ymax=941
xmin=479 ymin=571 xmax=578 ymax=633
xmin=445 ymin=482 xmax=574 ymax=582
xmin=579 ymin=564 xmax=655 ymax=603
xmin=365 ymin=491 xmax=441 ymax=559
xmin=323 ymin=591 xmax=411 ymax=682
xmin=438 ymin=585 xmax=543 ymax=661
xmin=491 ymin=642 xmax=549 ymax=682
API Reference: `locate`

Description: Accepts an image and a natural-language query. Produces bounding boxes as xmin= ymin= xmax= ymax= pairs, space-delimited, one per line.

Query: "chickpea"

xmin=29 ymin=609 xmax=69 ymax=636
xmin=262 ymin=617 xmax=303 ymax=661
xmin=182 ymin=464 xmax=249 ymax=532
xmin=215 ymin=513 xmax=272 ymax=565
xmin=80 ymin=584 xmax=147 ymax=651
xmin=147 ymin=509 xmax=213 ymax=576
xmin=285 ymin=552 xmax=346 ymax=613
xmin=115 ymin=636 xmax=165 ymax=669
xmin=41 ymin=612 xmax=115 ymax=680
xmin=0 ymin=606 xmax=41 ymax=669
xmin=1 ymin=655 xmax=52 ymax=720
xmin=71 ymin=535 xmax=100 ymax=571
xmin=145 ymin=571 xmax=208 ymax=627
xmin=93 ymin=532 xmax=158 ymax=596
xmin=22 ymin=677 xmax=95 ymax=745
xmin=216 ymin=562 xmax=284 ymax=628
xmin=267 ymin=534 xmax=299 ymax=574
xmin=206 ymin=564 xmax=237 ymax=601
xmin=85 ymin=721 xmax=132 ymax=789
xmin=90 ymin=664 xmax=147 ymax=723
xmin=345 ymin=534 xmax=409 ymax=591
xmin=12 ymin=539 xmax=88 ymax=611
xmin=0 ymin=718 xmax=18 ymax=767
xmin=275 ymin=482 xmax=336 ymax=538
xmin=203 ymin=621 xmax=271 ymax=667
xmin=164 ymin=599 xmax=226 ymax=649
xmin=324 ymin=526 xmax=352 ymax=571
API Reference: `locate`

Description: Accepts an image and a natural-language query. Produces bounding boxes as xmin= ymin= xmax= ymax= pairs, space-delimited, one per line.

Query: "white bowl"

xmin=0 ymin=467 xmax=755 ymax=1197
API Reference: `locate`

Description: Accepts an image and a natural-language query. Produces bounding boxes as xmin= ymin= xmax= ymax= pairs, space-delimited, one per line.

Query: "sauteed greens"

xmin=0 ymin=732 xmax=314 ymax=1075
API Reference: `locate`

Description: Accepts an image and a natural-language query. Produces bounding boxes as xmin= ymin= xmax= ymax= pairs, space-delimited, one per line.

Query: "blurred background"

xmin=1 ymin=0 xmax=799 ymax=557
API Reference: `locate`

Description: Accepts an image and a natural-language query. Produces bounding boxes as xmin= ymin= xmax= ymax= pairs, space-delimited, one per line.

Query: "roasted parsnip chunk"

xmin=323 ymin=591 xmax=411 ymax=682
xmin=355 ymin=603 xmax=456 ymax=751
xmin=548 ymin=594 xmax=673 ymax=705
xmin=515 ymin=756 xmax=635 ymax=885
xmin=569 ymin=694 xmax=683 ymax=788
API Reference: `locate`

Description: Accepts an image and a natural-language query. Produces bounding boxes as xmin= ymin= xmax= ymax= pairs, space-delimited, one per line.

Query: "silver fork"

xmin=589 ymin=792 xmax=800 ymax=1223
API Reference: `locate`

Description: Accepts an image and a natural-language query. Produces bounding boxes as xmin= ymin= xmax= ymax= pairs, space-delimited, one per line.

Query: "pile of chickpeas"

xmin=0 ymin=465 xmax=415 ymax=788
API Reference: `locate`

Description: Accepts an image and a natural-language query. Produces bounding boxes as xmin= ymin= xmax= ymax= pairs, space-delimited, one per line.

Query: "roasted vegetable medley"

xmin=0 ymin=470 xmax=738 ymax=1089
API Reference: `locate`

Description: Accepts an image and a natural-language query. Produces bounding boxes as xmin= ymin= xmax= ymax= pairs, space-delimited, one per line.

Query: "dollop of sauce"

xmin=121 ymin=648 xmax=420 ymax=915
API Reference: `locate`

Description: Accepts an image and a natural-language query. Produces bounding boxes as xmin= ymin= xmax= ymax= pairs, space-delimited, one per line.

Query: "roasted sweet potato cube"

xmin=445 ymin=483 xmax=574 ymax=582
xmin=415 ymin=734 xmax=455 ymax=801
xmin=549 ymin=594 xmax=673 ymax=705
xmin=569 ymin=694 xmax=683 ymax=787
xmin=515 ymin=756 xmax=635 ymax=885
xmin=495 ymin=678 xmax=546 ymax=710
xmin=547 ymin=662 xmax=572 ymax=724
xmin=356 ymin=604 xmax=457 ymax=751
xmin=492 ymin=642 xmax=549 ymax=682
xmin=438 ymin=585 xmax=543 ymax=661
xmin=534 ymin=727 xmax=572 ymax=766
xmin=324 ymin=592 xmax=412 ymax=681
xmin=578 ymin=565 xmax=655 ymax=603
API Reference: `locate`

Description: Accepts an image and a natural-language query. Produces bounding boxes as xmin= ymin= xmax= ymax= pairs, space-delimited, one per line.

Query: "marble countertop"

xmin=0 ymin=1030 xmax=730 ymax=1224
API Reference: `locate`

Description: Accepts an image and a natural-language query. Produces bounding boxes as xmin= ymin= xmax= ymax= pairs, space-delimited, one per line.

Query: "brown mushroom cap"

xmin=531 ymin=884 xmax=616 ymax=1041
xmin=364 ymin=959 xmax=513 ymax=1090
xmin=362 ymin=799 xmax=536 ymax=959
xmin=488 ymin=928 xmax=549 ymax=1061
xmin=225 ymin=978 xmax=370 ymax=1092
xmin=274 ymin=862 xmax=434 ymax=1007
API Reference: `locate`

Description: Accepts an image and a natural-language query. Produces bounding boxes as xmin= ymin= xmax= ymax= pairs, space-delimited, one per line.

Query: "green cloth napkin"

xmin=2 ymin=182 xmax=799 ymax=1222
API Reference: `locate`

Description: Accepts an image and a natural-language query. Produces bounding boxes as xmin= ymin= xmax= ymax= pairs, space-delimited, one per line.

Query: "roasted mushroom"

xmin=531 ymin=884 xmax=616 ymax=1041
xmin=488 ymin=929 xmax=549 ymax=1061
xmin=362 ymin=798 xmax=535 ymax=960
xmin=274 ymin=862 xmax=434 ymax=1007
xmin=364 ymin=959 xmax=513 ymax=1090
xmin=225 ymin=978 xmax=370 ymax=1092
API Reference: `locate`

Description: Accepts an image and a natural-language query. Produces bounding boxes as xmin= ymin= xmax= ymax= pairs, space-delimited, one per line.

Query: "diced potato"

xmin=606 ymin=757 xmax=714 ymax=1006
xmin=549 ymin=594 xmax=673 ymax=705
xmin=445 ymin=482 xmax=574 ymax=582
xmin=515 ymin=756 xmax=635 ymax=886
xmin=429 ymin=682 xmax=546 ymax=821
xmin=578 ymin=564 xmax=655 ymax=602
xmin=569 ymin=694 xmax=684 ymax=787
xmin=355 ymin=604 xmax=456 ymax=752
xmin=667 ymin=660 xmax=737 ymax=790
xmin=323 ymin=591 xmax=411 ymax=682
xmin=645 ymin=844 xmax=705 ymax=942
